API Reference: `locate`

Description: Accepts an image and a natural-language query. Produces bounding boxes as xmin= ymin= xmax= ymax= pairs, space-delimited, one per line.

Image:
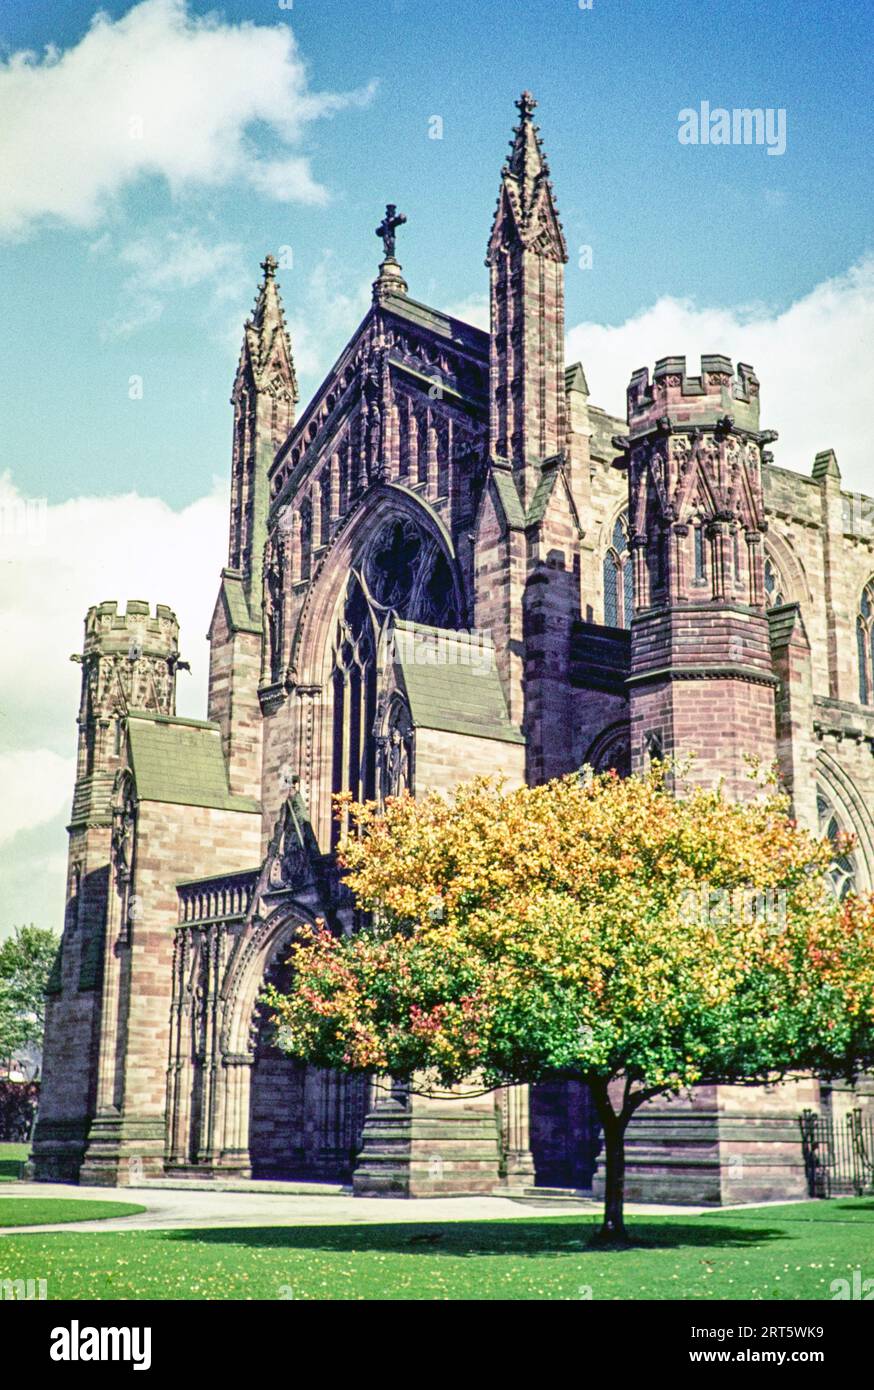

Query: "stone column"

xmin=500 ymin=1083 xmax=536 ymax=1187
xmin=218 ymin=1055 xmax=254 ymax=1177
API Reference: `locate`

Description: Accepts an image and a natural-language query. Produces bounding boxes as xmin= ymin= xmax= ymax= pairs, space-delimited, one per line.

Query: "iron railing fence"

xmin=799 ymin=1108 xmax=874 ymax=1198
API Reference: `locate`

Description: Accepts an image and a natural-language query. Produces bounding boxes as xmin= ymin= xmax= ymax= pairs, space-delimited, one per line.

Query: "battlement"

xmin=627 ymin=356 xmax=761 ymax=437
xmin=83 ymin=600 xmax=180 ymax=658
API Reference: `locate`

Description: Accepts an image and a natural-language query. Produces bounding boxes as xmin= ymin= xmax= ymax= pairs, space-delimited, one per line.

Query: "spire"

xmin=238 ymin=253 xmax=298 ymax=403
xmin=506 ymin=91 xmax=548 ymax=206
xmin=486 ymin=94 xmax=568 ymax=499
xmin=227 ymin=255 xmax=299 ymax=614
xmin=487 ymin=91 xmax=568 ymax=264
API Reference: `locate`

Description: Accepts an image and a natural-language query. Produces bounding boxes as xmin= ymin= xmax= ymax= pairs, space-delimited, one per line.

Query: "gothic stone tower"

xmin=478 ymin=92 xmax=588 ymax=785
xmin=32 ymin=602 xmax=182 ymax=1181
xmin=610 ymin=359 xmax=814 ymax=1203
xmin=208 ymin=254 xmax=298 ymax=803
xmin=617 ymin=356 xmax=780 ymax=794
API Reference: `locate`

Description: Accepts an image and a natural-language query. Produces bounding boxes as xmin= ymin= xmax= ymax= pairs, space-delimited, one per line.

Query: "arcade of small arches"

xmin=602 ymin=508 xmax=798 ymax=630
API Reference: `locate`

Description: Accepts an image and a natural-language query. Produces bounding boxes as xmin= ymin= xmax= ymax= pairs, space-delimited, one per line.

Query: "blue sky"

xmin=1 ymin=0 xmax=873 ymax=930
xmin=2 ymin=0 xmax=873 ymax=508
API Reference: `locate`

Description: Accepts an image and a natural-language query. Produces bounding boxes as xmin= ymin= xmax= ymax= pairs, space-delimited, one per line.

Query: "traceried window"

xmin=857 ymin=579 xmax=874 ymax=705
xmin=330 ymin=516 xmax=461 ymax=841
xmin=817 ymin=790 xmax=858 ymax=901
xmin=603 ymin=511 xmax=633 ymax=629
xmin=764 ymin=555 xmax=786 ymax=610
xmin=331 ymin=578 xmax=378 ymax=832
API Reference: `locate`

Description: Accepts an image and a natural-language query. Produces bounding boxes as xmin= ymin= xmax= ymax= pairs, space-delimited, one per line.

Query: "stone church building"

xmin=32 ymin=95 xmax=874 ymax=1202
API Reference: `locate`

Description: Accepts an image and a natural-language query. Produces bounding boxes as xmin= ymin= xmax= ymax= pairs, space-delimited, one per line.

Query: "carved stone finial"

xmin=516 ymin=90 xmax=537 ymax=120
xmin=260 ymin=253 xmax=278 ymax=280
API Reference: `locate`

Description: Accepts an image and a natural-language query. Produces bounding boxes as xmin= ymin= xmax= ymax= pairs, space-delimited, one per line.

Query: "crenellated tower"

xmin=486 ymin=91 xmax=568 ymax=511
xmin=615 ymin=356 xmax=779 ymax=795
xmin=32 ymin=602 xmax=182 ymax=1181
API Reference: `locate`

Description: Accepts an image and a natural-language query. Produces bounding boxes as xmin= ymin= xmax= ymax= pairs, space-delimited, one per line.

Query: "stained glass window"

xmin=604 ymin=511 xmax=632 ymax=629
xmin=859 ymin=581 xmax=874 ymax=706
xmin=603 ymin=553 xmax=619 ymax=627
xmin=332 ymin=519 xmax=461 ymax=841
xmin=764 ymin=555 xmax=786 ymax=609
xmin=817 ymin=790 xmax=858 ymax=901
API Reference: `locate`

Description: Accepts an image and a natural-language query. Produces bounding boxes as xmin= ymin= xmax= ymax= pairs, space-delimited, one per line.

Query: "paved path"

xmin=0 ymin=1181 xmax=809 ymax=1236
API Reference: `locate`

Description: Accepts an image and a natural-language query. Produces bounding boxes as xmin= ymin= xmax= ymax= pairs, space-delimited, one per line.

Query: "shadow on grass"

xmin=0 ymin=1160 xmax=23 ymax=1181
xmin=160 ymin=1219 xmax=788 ymax=1259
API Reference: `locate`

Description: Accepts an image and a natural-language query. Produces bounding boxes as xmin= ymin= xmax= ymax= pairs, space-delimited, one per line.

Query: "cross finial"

xmin=375 ymin=203 xmax=407 ymax=260
xmin=260 ymin=253 xmax=278 ymax=280
xmin=516 ymin=90 xmax=537 ymax=120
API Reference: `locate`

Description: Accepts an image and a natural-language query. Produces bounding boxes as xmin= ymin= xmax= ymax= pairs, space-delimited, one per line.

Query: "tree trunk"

xmin=590 ymin=1078 xmax=631 ymax=1245
xmin=600 ymin=1114 xmax=628 ymax=1243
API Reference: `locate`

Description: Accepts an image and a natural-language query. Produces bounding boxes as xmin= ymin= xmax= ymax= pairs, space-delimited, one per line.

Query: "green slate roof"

xmin=126 ymin=711 xmax=260 ymax=812
xmin=488 ymin=462 xmax=527 ymax=530
xmin=219 ymin=570 xmax=261 ymax=635
xmin=526 ymin=458 xmax=564 ymax=527
xmin=392 ymin=622 xmax=524 ymax=744
xmin=768 ymin=601 xmax=805 ymax=648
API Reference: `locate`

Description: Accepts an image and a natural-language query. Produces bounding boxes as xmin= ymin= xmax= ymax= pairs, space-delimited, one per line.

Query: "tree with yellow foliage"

xmin=269 ymin=766 xmax=874 ymax=1242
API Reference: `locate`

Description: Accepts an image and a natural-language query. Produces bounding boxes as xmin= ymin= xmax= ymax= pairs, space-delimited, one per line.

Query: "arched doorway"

xmin=247 ymin=949 xmax=369 ymax=1181
xmin=168 ymin=897 xmax=370 ymax=1182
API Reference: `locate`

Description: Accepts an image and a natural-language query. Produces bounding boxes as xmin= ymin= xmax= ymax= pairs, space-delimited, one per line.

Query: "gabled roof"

xmin=126 ymin=711 xmax=259 ymax=813
xmin=269 ymin=287 xmax=490 ymax=515
xmin=391 ymin=621 xmax=524 ymax=744
xmin=381 ymin=292 xmax=488 ymax=356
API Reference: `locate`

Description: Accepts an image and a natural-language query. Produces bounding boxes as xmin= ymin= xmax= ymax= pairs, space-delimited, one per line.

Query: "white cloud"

xmin=443 ymin=292 xmax=489 ymax=331
xmin=566 ymin=255 xmax=874 ymax=495
xmin=0 ymin=751 xmax=74 ymax=848
xmin=0 ymin=469 xmax=227 ymax=923
xmin=103 ymin=227 xmax=247 ymax=337
xmin=0 ymin=468 xmax=226 ymax=762
xmin=0 ymin=0 xmax=376 ymax=239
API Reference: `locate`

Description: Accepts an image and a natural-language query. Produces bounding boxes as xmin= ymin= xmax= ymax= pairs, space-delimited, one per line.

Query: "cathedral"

xmin=32 ymin=94 xmax=874 ymax=1202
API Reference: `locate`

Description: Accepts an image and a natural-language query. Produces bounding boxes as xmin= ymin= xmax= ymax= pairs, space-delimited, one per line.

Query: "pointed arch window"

xmin=817 ymin=789 xmax=858 ymax=900
xmin=319 ymin=472 xmax=331 ymax=547
xmin=329 ymin=516 xmax=461 ymax=844
xmin=331 ymin=578 xmax=378 ymax=844
xmin=764 ymin=554 xmax=786 ymax=609
xmin=858 ymin=580 xmax=874 ymax=706
xmin=603 ymin=511 xmax=633 ymax=629
xmin=299 ymin=497 xmax=312 ymax=582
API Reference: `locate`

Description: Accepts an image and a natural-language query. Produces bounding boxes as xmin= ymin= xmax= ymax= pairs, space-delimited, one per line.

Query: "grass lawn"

xmin=0 ymin=1199 xmax=146 ymax=1228
xmin=0 ymin=1143 xmax=29 ymax=1181
xmin=0 ymin=1199 xmax=872 ymax=1300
